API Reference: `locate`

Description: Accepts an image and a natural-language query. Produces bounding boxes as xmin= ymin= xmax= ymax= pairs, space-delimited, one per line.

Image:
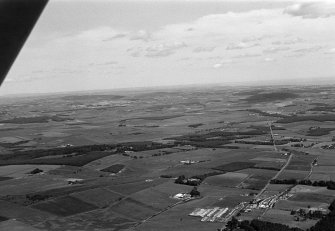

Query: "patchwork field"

xmin=262 ymin=208 xmax=317 ymax=230
xmin=0 ymin=175 xmax=71 ymax=196
xmin=204 ymin=172 xmax=249 ymax=188
xmin=0 ymin=165 xmax=60 ymax=178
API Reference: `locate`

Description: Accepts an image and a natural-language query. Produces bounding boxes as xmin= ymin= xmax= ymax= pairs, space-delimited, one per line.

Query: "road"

xmin=219 ymin=152 xmax=293 ymax=231
xmin=256 ymin=153 xmax=293 ymax=199
xmin=130 ymin=200 xmax=184 ymax=230
xmin=305 ymin=157 xmax=318 ymax=180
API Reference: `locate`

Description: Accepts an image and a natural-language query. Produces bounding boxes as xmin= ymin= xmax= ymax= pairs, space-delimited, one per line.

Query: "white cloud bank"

xmin=2 ymin=1 xmax=335 ymax=94
xmin=284 ymin=2 xmax=335 ymax=18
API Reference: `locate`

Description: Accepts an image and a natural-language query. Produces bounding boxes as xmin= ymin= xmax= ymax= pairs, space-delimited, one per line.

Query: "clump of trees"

xmin=175 ymin=175 xmax=200 ymax=186
xmin=174 ymin=172 xmax=221 ymax=186
xmin=306 ymin=126 xmax=335 ymax=136
xmin=291 ymin=209 xmax=324 ymax=220
xmin=191 ymin=172 xmax=222 ymax=181
xmin=188 ymin=123 xmax=203 ymax=128
xmin=160 ymin=175 xmax=173 ymax=178
xmin=26 ymin=194 xmax=50 ymax=202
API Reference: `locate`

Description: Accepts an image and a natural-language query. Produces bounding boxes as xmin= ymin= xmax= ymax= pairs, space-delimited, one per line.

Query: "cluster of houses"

xmin=66 ymin=178 xmax=84 ymax=185
xmin=321 ymin=143 xmax=335 ymax=150
xmin=180 ymin=160 xmax=199 ymax=165
xmin=245 ymin=193 xmax=293 ymax=211
xmin=173 ymin=193 xmax=192 ymax=200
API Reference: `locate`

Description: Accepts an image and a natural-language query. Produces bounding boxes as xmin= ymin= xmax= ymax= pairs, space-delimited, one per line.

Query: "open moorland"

xmin=0 ymin=85 xmax=335 ymax=231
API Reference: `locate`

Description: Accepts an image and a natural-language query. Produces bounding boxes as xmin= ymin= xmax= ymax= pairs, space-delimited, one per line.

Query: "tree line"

xmin=270 ymin=179 xmax=335 ymax=190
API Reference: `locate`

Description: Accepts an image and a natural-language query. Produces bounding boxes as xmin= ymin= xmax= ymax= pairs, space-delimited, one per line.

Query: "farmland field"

xmin=129 ymin=188 xmax=176 ymax=210
xmin=276 ymin=170 xmax=310 ymax=181
xmin=204 ymin=172 xmax=249 ymax=188
xmin=109 ymin=198 xmax=159 ymax=220
xmin=0 ymin=85 xmax=335 ymax=230
xmin=262 ymin=208 xmax=317 ymax=230
xmin=70 ymin=188 xmax=123 ymax=208
xmin=289 ymin=192 xmax=334 ymax=204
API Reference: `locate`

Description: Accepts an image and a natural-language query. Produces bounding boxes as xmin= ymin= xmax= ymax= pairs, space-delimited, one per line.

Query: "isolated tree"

xmin=175 ymin=175 xmax=186 ymax=184
xmin=190 ymin=186 xmax=200 ymax=197
xmin=30 ymin=168 xmax=43 ymax=174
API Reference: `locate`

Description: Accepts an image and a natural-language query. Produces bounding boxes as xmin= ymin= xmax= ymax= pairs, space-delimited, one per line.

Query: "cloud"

xmin=128 ymin=42 xmax=187 ymax=58
xmin=130 ymin=30 xmax=151 ymax=41
xmin=31 ymin=70 xmax=46 ymax=74
xmin=3 ymin=78 xmax=15 ymax=83
xmin=232 ymin=53 xmax=262 ymax=59
xmin=13 ymin=75 xmax=46 ymax=82
xmin=226 ymin=42 xmax=259 ymax=50
xmin=213 ymin=59 xmax=233 ymax=68
xmin=242 ymin=35 xmax=272 ymax=43
xmin=144 ymin=42 xmax=187 ymax=57
xmin=90 ymin=61 xmax=118 ymax=66
xmin=130 ymin=51 xmax=142 ymax=57
xmin=284 ymin=2 xmax=335 ymax=18
xmin=269 ymin=38 xmax=304 ymax=46
xmin=145 ymin=49 xmax=174 ymax=57
xmin=193 ymin=46 xmax=216 ymax=53
xmin=325 ymin=48 xmax=335 ymax=54
xmin=264 ymin=57 xmax=276 ymax=62
xmin=152 ymin=9 xmax=287 ymax=44
xmin=293 ymin=46 xmax=323 ymax=53
xmin=213 ymin=63 xmax=222 ymax=68
xmin=5 ymin=2 xmax=335 ymax=93
xmin=75 ymin=27 xmax=126 ymax=42
xmin=282 ymin=38 xmax=304 ymax=45
xmin=2 ymin=75 xmax=45 ymax=83
xmin=102 ymin=34 xmax=127 ymax=42
xmin=272 ymin=41 xmax=282 ymax=45
xmin=126 ymin=47 xmax=142 ymax=57
xmin=263 ymin=46 xmax=290 ymax=53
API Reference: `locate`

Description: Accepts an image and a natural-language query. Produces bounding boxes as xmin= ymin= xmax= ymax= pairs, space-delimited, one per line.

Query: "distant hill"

xmin=244 ymin=92 xmax=299 ymax=103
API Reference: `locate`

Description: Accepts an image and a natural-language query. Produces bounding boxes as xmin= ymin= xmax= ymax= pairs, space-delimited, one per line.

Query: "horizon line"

xmin=1 ymin=76 xmax=334 ymax=98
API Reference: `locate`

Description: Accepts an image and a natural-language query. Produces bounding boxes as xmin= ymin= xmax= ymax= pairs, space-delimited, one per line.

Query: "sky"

xmin=1 ymin=0 xmax=335 ymax=95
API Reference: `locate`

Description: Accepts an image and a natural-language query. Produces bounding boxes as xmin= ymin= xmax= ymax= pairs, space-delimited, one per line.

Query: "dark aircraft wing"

xmin=0 ymin=0 xmax=48 ymax=86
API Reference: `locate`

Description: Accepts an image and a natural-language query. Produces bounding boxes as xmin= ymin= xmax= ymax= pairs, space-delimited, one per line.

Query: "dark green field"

xmin=32 ymin=196 xmax=98 ymax=217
